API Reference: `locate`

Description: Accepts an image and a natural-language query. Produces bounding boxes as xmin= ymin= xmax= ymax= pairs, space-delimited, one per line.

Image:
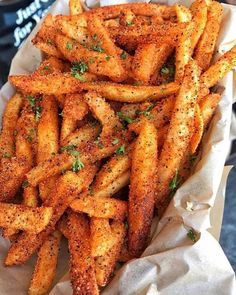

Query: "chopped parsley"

xmin=2 ymin=153 xmax=12 ymax=158
xmin=187 ymin=228 xmax=197 ymax=243
xmin=73 ymin=73 xmax=86 ymax=81
xmin=142 ymin=104 xmax=155 ymax=118
xmin=120 ymin=51 xmax=127 ymax=60
xmin=60 ymin=145 xmax=77 ymax=153
xmin=126 ymin=20 xmax=133 ymax=26
xmin=43 ymin=65 xmax=50 ymax=70
xmin=71 ymin=61 xmax=88 ymax=75
xmin=116 ymin=145 xmax=125 ymax=155
xmin=92 ymin=34 xmax=98 ymax=41
xmin=94 ymin=137 xmax=104 ymax=149
xmin=105 ymin=56 xmax=111 ymax=61
xmin=72 ymin=157 xmax=84 ymax=172
xmin=35 ymin=106 xmax=42 ymax=121
xmin=22 ymin=180 xmax=29 ymax=189
xmin=161 ymin=66 xmax=170 ymax=75
xmin=91 ymin=44 xmax=105 ymax=53
xmin=26 ymin=96 xmax=42 ymax=121
xmin=117 ymin=111 xmax=134 ymax=125
xmin=66 ymin=42 xmax=73 ymax=50
xmin=169 ymin=170 xmax=181 ymax=198
xmin=112 ymin=138 xmax=119 ymax=145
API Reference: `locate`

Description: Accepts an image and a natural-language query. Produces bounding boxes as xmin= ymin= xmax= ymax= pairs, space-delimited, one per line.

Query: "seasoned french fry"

xmin=84 ymin=92 xmax=122 ymax=141
xmin=0 ymin=92 xmax=23 ymax=159
xmin=28 ymin=231 xmax=61 ymax=295
xmin=9 ymin=74 xmax=179 ymax=101
xmin=199 ymin=93 xmax=221 ymax=127
xmin=190 ymin=104 xmax=204 ymax=154
xmin=175 ymin=21 xmax=194 ymax=81
xmin=95 ymin=221 xmax=125 ymax=286
xmin=62 ymin=122 xmax=101 ymax=147
xmin=70 ymin=196 xmax=127 ymax=220
xmin=61 ymin=94 xmax=88 ymax=143
xmin=175 ymin=4 xmax=192 ymax=22
xmin=156 ymin=60 xmax=200 ymax=210
xmin=128 ymin=121 xmax=158 ymax=256
xmin=0 ymin=203 xmax=53 ymax=234
xmin=132 ymin=43 xmax=173 ymax=84
xmin=194 ymin=1 xmax=223 ymax=71
xmin=190 ymin=0 xmax=208 ymax=52
xmin=68 ymin=212 xmax=99 ymax=295
xmin=5 ymin=165 xmax=98 ymax=266
xmin=69 ymin=0 xmax=83 ymax=15
xmin=129 ymin=95 xmax=175 ymax=134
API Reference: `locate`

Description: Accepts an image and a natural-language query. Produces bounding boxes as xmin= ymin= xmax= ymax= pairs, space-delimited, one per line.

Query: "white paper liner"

xmin=0 ymin=0 xmax=235 ymax=294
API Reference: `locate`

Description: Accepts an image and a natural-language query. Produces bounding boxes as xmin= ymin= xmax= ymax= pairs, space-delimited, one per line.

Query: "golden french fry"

xmin=190 ymin=0 xmax=208 ymax=53
xmin=156 ymin=60 xmax=200 ymax=210
xmin=128 ymin=121 xmax=158 ymax=256
xmin=0 ymin=92 xmax=23 ymax=159
xmin=70 ymin=196 xmax=127 ymax=220
xmin=190 ymin=104 xmax=204 ymax=154
xmin=62 ymin=122 xmax=101 ymax=147
xmin=199 ymin=93 xmax=221 ymax=127
xmin=194 ymin=1 xmax=223 ymax=71
xmin=61 ymin=94 xmax=88 ymax=143
xmin=28 ymin=231 xmax=61 ymax=295
xmin=9 ymin=73 xmax=179 ymax=101
xmin=69 ymin=0 xmax=83 ymax=15
xmin=84 ymin=92 xmax=122 ymax=141
xmin=175 ymin=4 xmax=192 ymax=22
xmin=5 ymin=165 xmax=98 ymax=266
xmin=0 ymin=203 xmax=53 ymax=234
xmin=95 ymin=220 xmax=125 ymax=286
xmin=175 ymin=21 xmax=194 ymax=81
xmin=67 ymin=212 xmax=99 ymax=295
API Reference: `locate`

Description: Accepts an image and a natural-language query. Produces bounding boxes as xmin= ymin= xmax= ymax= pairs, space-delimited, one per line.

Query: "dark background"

xmin=0 ymin=0 xmax=235 ymax=272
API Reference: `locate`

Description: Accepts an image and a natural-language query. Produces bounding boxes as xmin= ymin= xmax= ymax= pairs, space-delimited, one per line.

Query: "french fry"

xmin=175 ymin=21 xmax=194 ymax=81
xmin=70 ymin=196 xmax=127 ymax=220
xmin=9 ymin=73 xmax=179 ymax=101
xmin=67 ymin=212 xmax=99 ymax=295
xmin=194 ymin=1 xmax=223 ymax=71
xmin=5 ymin=165 xmax=98 ymax=266
xmin=84 ymin=92 xmax=122 ymax=141
xmin=87 ymin=15 xmax=127 ymax=82
xmin=0 ymin=92 xmax=23 ymax=159
xmin=95 ymin=220 xmax=125 ymax=286
xmin=190 ymin=0 xmax=208 ymax=52
xmin=62 ymin=122 xmax=101 ymax=147
xmin=175 ymin=4 xmax=192 ymax=22
xmin=129 ymin=95 xmax=175 ymax=134
xmin=61 ymin=94 xmax=88 ymax=143
xmin=33 ymin=41 xmax=64 ymax=58
xmin=156 ymin=60 xmax=200 ymax=210
xmin=199 ymin=93 xmax=221 ymax=127
xmin=69 ymin=0 xmax=83 ymax=15
xmin=128 ymin=121 xmax=158 ymax=256
xmin=190 ymin=104 xmax=204 ymax=154
xmin=0 ymin=203 xmax=53 ymax=234
xmin=132 ymin=43 xmax=173 ymax=84
xmin=28 ymin=231 xmax=61 ymax=295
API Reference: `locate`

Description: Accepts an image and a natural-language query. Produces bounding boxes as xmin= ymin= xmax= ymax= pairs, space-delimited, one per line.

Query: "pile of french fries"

xmin=0 ymin=0 xmax=236 ymax=294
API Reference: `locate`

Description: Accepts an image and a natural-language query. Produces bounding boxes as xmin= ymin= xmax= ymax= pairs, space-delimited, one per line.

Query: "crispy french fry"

xmin=5 ymin=165 xmax=98 ymax=266
xmin=61 ymin=94 xmax=88 ymax=143
xmin=129 ymin=95 xmax=175 ymax=134
xmin=128 ymin=121 xmax=158 ymax=256
xmin=9 ymin=74 xmax=179 ymax=101
xmin=84 ymin=92 xmax=122 ymax=141
xmin=175 ymin=21 xmax=194 ymax=81
xmin=156 ymin=60 xmax=200 ymax=210
xmin=68 ymin=212 xmax=99 ymax=295
xmin=190 ymin=104 xmax=204 ymax=154
xmin=70 ymin=196 xmax=127 ymax=220
xmin=69 ymin=0 xmax=83 ymax=15
xmin=132 ymin=43 xmax=173 ymax=84
xmin=190 ymin=0 xmax=208 ymax=52
xmin=194 ymin=1 xmax=223 ymax=71
xmin=175 ymin=4 xmax=192 ymax=22
xmin=28 ymin=231 xmax=61 ymax=295
xmin=199 ymin=93 xmax=221 ymax=127
xmin=95 ymin=220 xmax=125 ymax=286
xmin=0 ymin=92 xmax=23 ymax=159
xmin=0 ymin=203 xmax=52 ymax=234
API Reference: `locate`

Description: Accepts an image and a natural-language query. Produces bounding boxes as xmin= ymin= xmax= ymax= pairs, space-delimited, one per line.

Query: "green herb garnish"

xmin=187 ymin=228 xmax=197 ymax=243
xmin=105 ymin=56 xmax=111 ymax=61
xmin=92 ymin=34 xmax=98 ymax=41
xmin=169 ymin=170 xmax=181 ymax=198
xmin=71 ymin=61 xmax=88 ymax=75
xmin=2 ymin=153 xmax=12 ymax=158
xmin=43 ymin=65 xmax=50 ymax=70
xmin=142 ymin=104 xmax=155 ymax=118
xmin=91 ymin=44 xmax=105 ymax=53
xmin=116 ymin=145 xmax=125 ymax=155
xmin=66 ymin=42 xmax=73 ymax=50
xmin=112 ymin=138 xmax=119 ymax=145
xmin=126 ymin=20 xmax=133 ymax=26
xmin=120 ymin=51 xmax=127 ymax=60
xmin=22 ymin=180 xmax=29 ymax=189
xmin=72 ymin=157 xmax=84 ymax=172
xmin=60 ymin=145 xmax=77 ymax=153
xmin=26 ymin=96 xmax=42 ymax=121
xmin=161 ymin=66 xmax=170 ymax=75
xmin=117 ymin=111 xmax=134 ymax=125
